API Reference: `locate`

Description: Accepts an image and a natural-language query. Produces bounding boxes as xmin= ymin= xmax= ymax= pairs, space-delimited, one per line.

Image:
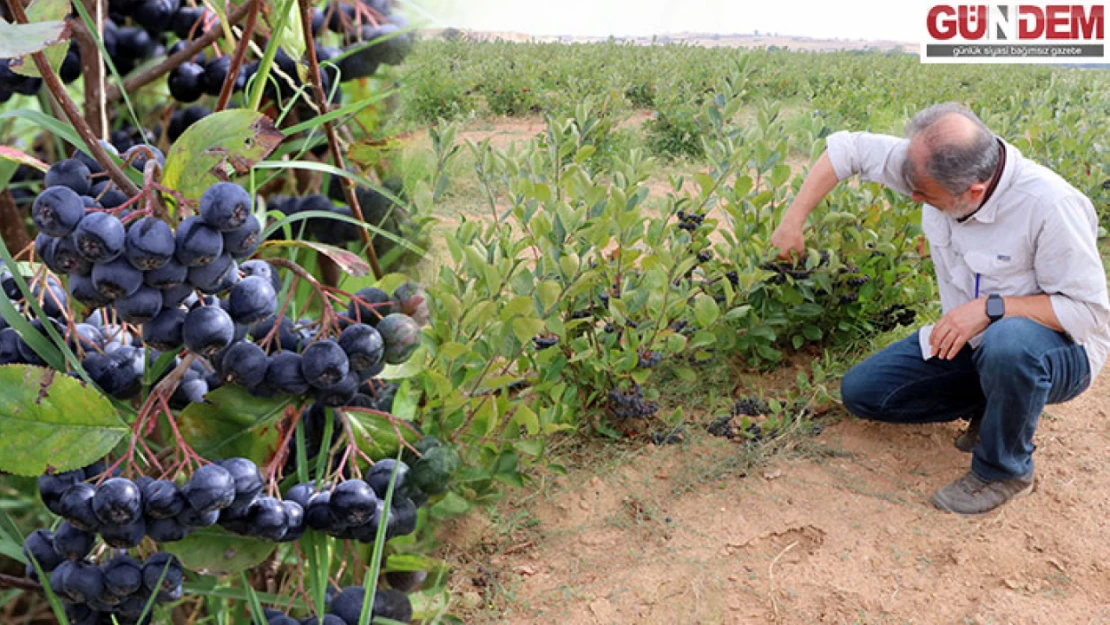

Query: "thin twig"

xmin=215 ymin=0 xmax=260 ymax=112
xmin=4 ymin=0 xmax=139 ymax=197
xmin=74 ymin=0 xmax=106 ymax=137
xmin=104 ymin=1 xmax=254 ymax=103
xmin=0 ymin=572 xmax=42 ymax=592
xmin=768 ymin=540 xmax=799 ymax=621
xmin=0 ymin=189 xmax=30 ymax=252
xmin=296 ymin=0 xmax=383 ymax=280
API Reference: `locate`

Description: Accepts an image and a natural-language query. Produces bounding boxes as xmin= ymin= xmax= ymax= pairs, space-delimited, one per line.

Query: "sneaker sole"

xmin=932 ymin=479 xmax=1035 ymax=515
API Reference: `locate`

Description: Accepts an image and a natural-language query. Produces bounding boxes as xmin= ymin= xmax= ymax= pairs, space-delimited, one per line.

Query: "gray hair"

xmin=902 ymin=102 xmax=999 ymax=195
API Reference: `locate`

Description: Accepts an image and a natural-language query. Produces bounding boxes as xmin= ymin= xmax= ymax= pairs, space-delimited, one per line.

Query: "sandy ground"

xmin=443 ymin=373 xmax=1110 ymax=624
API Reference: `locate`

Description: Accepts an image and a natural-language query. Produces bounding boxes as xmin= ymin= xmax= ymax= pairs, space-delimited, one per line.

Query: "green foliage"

xmin=162 ymin=110 xmax=284 ymax=203
xmin=0 ymin=365 xmax=128 ymax=476
xmin=165 ymin=527 xmax=278 ymax=576
xmin=175 ymin=385 xmax=293 ymax=463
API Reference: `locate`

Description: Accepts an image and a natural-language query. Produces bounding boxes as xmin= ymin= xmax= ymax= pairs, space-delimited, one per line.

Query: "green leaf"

xmin=162 ymin=110 xmax=283 ymax=202
xmin=164 ymin=527 xmax=276 ymax=576
xmin=258 ymin=239 xmax=370 ymax=277
xmin=9 ymin=0 xmax=69 ymax=77
xmin=792 ymin=302 xmax=825 ymax=320
xmin=802 ymin=324 xmax=823 ymax=341
xmin=430 ymin=491 xmax=471 ymax=518
xmin=344 ymin=408 xmax=420 ymax=460
xmin=271 ymin=0 xmax=305 ymax=61
xmin=693 ymin=293 xmax=720 ymax=327
xmin=176 ymin=385 xmax=292 ymax=463
xmin=0 ymin=18 xmax=65 ymax=59
xmin=0 ymin=109 xmax=82 ymax=148
xmin=0 ymin=365 xmax=127 ymax=476
xmin=385 ymin=553 xmax=446 ymax=573
xmin=672 ymin=366 xmax=697 ymax=383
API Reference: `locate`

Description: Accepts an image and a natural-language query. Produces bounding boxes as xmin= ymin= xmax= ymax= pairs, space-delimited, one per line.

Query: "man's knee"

xmin=975 ymin=318 xmax=1045 ymax=372
xmin=840 ymin=364 xmax=882 ymax=420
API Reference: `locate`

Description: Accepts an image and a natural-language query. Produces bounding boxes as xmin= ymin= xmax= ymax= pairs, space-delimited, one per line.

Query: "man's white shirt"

xmin=825 ymin=130 xmax=1110 ymax=378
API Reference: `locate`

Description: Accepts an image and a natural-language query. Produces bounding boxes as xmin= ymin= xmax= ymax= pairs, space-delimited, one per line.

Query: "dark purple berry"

xmin=168 ymin=62 xmax=206 ymax=102
xmin=181 ymin=463 xmax=236 ymax=513
xmin=227 ymin=275 xmax=277 ymax=325
xmin=44 ymin=159 xmax=92 ymax=195
xmin=74 ymin=212 xmax=126 ymax=263
xmin=145 ymin=257 xmax=189 ymax=289
xmin=125 ymin=216 xmax=175 ymax=270
xmin=337 ymin=323 xmax=383 ymax=373
xmin=219 ymin=341 xmax=269 ymax=388
xmin=102 ymin=555 xmax=143 ymax=597
xmin=183 ymin=305 xmax=234 ymax=356
xmin=222 ymin=214 xmax=261 ymax=258
xmin=52 ymin=522 xmax=95 ymax=560
xmin=188 ymin=253 xmax=239 ymax=293
xmin=300 ymin=339 xmax=350 ymax=389
xmin=92 ymin=477 xmax=143 ymax=526
xmin=218 ymin=457 xmax=264 ymax=508
xmin=92 ymin=256 xmax=144 ymax=301
xmin=32 ymin=186 xmax=86 ymax=236
xmin=143 ymin=479 xmax=187 ymax=519
xmin=199 ymin=182 xmax=252 ymax=232
xmin=175 ymin=216 xmax=224 ymax=267
xmin=58 ymin=483 xmax=101 ymax=531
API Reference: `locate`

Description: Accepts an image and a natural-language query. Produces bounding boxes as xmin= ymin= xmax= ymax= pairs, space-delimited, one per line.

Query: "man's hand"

xmin=929 ymin=298 xmax=991 ymax=359
xmin=770 ymin=218 xmax=806 ymax=261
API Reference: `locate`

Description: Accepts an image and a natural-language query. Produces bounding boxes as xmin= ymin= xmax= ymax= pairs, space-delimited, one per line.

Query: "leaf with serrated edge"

xmin=162 ymin=110 xmax=283 ymax=203
xmin=258 ymin=239 xmax=370 ymax=277
xmin=0 ymin=365 xmax=127 ymax=476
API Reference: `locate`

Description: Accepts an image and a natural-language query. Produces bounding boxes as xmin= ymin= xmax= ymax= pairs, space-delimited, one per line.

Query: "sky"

xmin=417 ymin=0 xmax=922 ymax=43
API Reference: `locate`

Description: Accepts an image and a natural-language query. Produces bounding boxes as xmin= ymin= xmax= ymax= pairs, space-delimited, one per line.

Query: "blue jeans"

xmin=840 ymin=318 xmax=1090 ymax=481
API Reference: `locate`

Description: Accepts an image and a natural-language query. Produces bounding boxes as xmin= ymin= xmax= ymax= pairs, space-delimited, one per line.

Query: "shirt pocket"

xmin=964 ymin=250 xmax=1034 ymax=296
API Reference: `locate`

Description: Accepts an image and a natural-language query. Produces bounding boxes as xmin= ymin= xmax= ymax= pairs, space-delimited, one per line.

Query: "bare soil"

xmin=442 ymin=374 xmax=1110 ymax=625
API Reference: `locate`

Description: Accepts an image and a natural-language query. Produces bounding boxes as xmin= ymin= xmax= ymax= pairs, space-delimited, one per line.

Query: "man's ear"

xmin=966 ymin=181 xmax=989 ymax=202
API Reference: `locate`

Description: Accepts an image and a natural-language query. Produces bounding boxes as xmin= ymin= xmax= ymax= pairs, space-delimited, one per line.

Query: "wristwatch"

xmin=986 ymin=293 xmax=1005 ymax=324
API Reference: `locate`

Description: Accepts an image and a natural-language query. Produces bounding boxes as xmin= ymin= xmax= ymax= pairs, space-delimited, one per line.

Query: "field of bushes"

xmin=1 ymin=23 xmax=1107 ymax=623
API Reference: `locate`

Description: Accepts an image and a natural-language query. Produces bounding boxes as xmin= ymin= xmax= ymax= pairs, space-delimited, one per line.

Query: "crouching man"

xmin=770 ymin=102 xmax=1109 ymax=515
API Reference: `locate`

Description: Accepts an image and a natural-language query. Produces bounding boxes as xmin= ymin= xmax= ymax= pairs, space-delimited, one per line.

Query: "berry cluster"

xmin=11 ymin=158 xmax=428 ymax=406
xmin=706 ymin=415 xmax=764 ymax=442
xmin=675 ymin=210 xmax=705 ymax=232
xmin=25 ymin=453 xmax=429 ymax=624
xmin=732 ymin=396 xmax=771 ymax=416
xmin=283 ymin=459 xmax=416 ymax=543
xmin=263 ymin=585 xmax=412 ymax=625
xmin=636 ymin=350 xmax=662 ymax=368
xmin=266 ymin=176 xmax=411 ymax=259
xmin=873 ymin=303 xmax=917 ymax=333
xmin=606 ymin=384 xmax=659 ymax=420
xmin=318 ymin=0 xmax=412 ymax=81
xmin=531 ymin=336 xmax=557 ymax=350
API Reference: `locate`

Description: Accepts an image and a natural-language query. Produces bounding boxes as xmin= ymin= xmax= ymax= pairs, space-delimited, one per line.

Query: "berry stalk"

xmin=297 ymin=0 xmax=383 ymax=280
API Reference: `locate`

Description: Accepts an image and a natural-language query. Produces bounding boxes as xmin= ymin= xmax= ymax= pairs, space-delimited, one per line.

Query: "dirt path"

xmin=444 ymin=374 xmax=1110 ymax=624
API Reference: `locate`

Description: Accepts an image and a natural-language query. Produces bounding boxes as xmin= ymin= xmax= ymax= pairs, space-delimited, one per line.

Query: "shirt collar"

xmin=956 ymin=138 xmax=1019 ymax=225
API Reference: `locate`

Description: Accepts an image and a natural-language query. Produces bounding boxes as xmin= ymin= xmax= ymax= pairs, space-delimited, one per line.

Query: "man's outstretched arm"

xmin=769 ymin=151 xmax=839 ymax=260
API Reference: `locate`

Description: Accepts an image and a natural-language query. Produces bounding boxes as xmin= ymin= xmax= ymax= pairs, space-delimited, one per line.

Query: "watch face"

xmin=987 ymin=296 xmax=1004 ymax=320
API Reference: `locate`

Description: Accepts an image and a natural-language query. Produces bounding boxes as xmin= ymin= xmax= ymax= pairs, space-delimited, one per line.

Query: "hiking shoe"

xmin=954 ymin=412 xmax=983 ymax=453
xmin=933 ymin=470 xmax=1034 ymax=515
